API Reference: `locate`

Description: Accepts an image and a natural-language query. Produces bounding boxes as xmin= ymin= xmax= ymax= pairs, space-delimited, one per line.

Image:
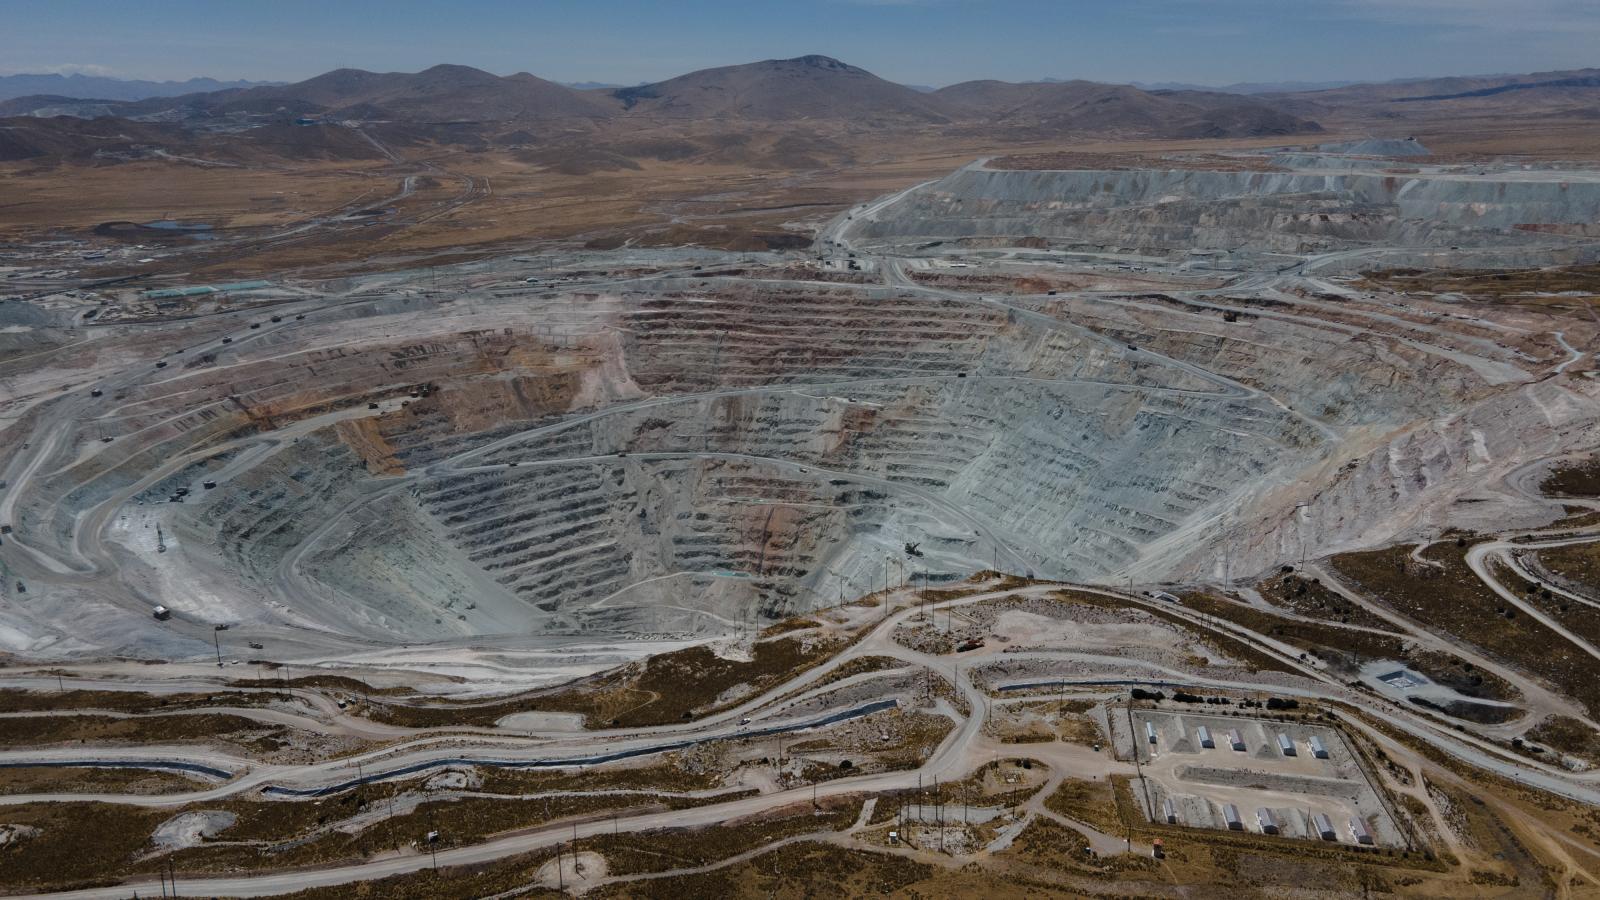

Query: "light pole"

xmin=427 ymin=804 xmax=439 ymax=871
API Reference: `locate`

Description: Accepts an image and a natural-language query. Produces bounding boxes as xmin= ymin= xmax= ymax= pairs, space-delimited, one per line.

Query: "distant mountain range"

xmin=0 ymin=56 xmax=1319 ymax=135
xmin=0 ymin=72 xmax=279 ymax=103
xmin=3 ymin=56 xmax=1597 ymax=167
xmin=1128 ymin=79 xmax=1364 ymax=94
xmin=1275 ymin=69 xmax=1600 ymax=103
xmin=935 ymin=79 xmax=1310 ymax=139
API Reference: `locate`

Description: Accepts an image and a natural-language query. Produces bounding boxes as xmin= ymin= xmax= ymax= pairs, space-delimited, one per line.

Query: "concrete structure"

xmin=1309 ymin=735 xmax=1329 ymax=759
xmin=1125 ymin=711 xmax=1403 ymax=848
xmin=141 ymin=286 xmax=216 ymax=300
xmin=1222 ymin=803 xmax=1243 ymax=831
xmin=1146 ymin=722 xmax=1158 ymax=744
xmin=1313 ymin=813 xmax=1337 ymax=841
xmin=1350 ymin=817 xmax=1374 ymax=845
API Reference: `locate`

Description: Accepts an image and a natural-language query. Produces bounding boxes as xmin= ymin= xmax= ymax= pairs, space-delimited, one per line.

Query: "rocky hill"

xmin=613 ymin=55 xmax=948 ymax=123
xmin=935 ymin=79 xmax=1317 ymax=138
xmin=1 ymin=56 xmax=1320 ymax=139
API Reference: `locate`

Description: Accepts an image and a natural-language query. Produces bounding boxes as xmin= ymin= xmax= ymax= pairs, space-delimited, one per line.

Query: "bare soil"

xmin=1332 ymin=542 xmax=1600 ymax=716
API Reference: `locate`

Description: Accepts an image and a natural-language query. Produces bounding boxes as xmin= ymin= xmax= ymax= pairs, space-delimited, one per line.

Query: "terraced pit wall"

xmin=856 ymin=162 xmax=1600 ymax=267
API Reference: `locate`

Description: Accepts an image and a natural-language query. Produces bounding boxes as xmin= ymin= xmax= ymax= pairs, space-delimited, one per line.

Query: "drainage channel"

xmin=261 ymin=698 xmax=899 ymax=798
xmin=0 ymin=759 xmax=234 ymax=780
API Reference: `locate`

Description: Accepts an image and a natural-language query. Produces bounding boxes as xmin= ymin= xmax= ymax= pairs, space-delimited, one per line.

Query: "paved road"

xmin=12 ymin=576 xmax=1600 ymax=897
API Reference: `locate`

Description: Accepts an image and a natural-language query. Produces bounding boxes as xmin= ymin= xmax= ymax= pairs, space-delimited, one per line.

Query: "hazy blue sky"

xmin=3 ymin=0 xmax=1597 ymax=87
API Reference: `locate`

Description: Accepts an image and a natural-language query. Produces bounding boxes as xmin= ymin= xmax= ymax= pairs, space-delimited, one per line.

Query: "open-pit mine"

xmin=4 ymin=134 xmax=1600 ymax=898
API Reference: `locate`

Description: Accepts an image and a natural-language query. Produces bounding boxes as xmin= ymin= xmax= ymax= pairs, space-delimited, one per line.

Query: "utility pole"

xmin=1295 ymin=501 xmax=1310 ymax=568
xmin=884 ymin=557 xmax=890 ymax=620
xmin=213 ymin=629 xmax=223 ymax=667
xmin=1221 ymin=514 xmax=1232 ymax=590
xmin=428 ymin=805 xmax=439 ymax=871
xmin=56 ymin=673 xmax=63 ymax=692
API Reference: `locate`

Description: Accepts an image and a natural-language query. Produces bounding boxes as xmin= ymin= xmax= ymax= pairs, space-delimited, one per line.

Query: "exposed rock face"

xmin=17 ymin=260 xmax=1581 ymax=653
xmin=1314 ymin=138 xmax=1431 ymax=157
xmin=5 ymin=158 xmax=1599 ymax=656
xmin=855 ymin=160 xmax=1600 ymax=266
xmin=151 ymin=811 xmax=236 ymax=852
